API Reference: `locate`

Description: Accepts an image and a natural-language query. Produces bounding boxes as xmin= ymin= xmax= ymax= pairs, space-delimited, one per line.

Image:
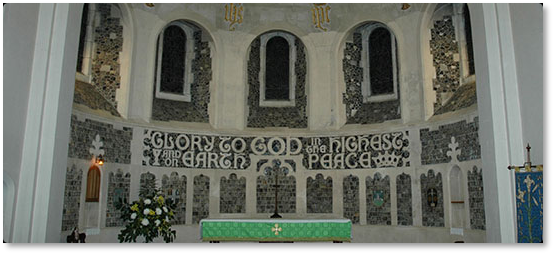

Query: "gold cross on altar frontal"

xmin=272 ymin=224 xmax=282 ymax=235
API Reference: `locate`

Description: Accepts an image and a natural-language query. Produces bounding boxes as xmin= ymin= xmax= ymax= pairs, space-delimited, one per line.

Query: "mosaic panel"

xmin=105 ymin=169 xmax=131 ymax=227
xmin=220 ymin=173 xmax=246 ymax=213
xmin=62 ymin=165 xmax=83 ymax=231
xmin=430 ymin=15 xmax=461 ymax=111
xmin=73 ymin=80 xmax=120 ymax=117
xmin=343 ymin=175 xmax=360 ymax=224
xmin=193 ymin=174 xmax=210 ymax=223
xmin=420 ymin=170 xmax=444 ymax=227
xmin=468 ymin=166 xmax=486 ymax=230
xmin=420 ymin=117 xmax=480 ymax=165
xmin=396 ymin=173 xmax=413 ymax=226
xmin=161 ymin=172 xmax=187 ymax=224
xmin=139 ymin=172 xmax=157 ymax=198
xmin=68 ymin=115 xmax=132 ymax=163
xmin=307 ymin=174 xmax=333 ymax=213
xmin=152 ymin=26 xmax=211 ymax=123
xmin=142 ymin=129 xmax=410 ymax=170
xmin=343 ymin=32 xmax=401 ymax=125
xmin=256 ymin=174 xmax=296 ymax=214
xmin=91 ymin=3 xmax=123 ymax=107
xmin=246 ymin=36 xmax=308 ymax=128
xmin=366 ymin=173 xmax=391 ymax=225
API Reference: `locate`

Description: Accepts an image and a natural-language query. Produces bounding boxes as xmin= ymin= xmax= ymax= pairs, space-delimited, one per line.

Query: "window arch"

xmin=360 ymin=23 xmax=398 ymax=103
xmin=259 ymin=31 xmax=297 ymax=107
xmin=155 ymin=20 xmax=196 ymax=102
xmin=86 ymin=166 xmax=101 ymax=202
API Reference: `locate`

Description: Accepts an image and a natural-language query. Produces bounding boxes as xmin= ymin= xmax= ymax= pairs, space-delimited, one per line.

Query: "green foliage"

xmin=116 ymin=188 xmax=177 ymax=243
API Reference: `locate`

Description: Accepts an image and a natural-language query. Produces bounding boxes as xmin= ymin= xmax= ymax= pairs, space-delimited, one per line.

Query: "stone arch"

xmin=245 ymin=29 xmax=308 ymax=128
xmin=449 ymin=165 xmax=465 ymax=228
xmin=340 ymin=20 xmax=401 ymax=125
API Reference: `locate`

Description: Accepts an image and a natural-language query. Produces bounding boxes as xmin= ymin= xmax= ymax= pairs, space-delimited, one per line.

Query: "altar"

xmin=200 ymin=219 xmax=352 ymax=242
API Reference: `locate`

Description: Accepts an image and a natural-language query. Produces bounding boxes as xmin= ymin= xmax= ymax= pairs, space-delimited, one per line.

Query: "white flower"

xmin=155 ymin=220 xmax=161 ymax=226
xmin=144 ymin=199 xmax=151 ymax=205
xmin=163 ymin=207 xmax=168 ymax=213
xmin=141 ymin=218 xmax=149 ymax=226
xmin=143 ymin=208 xmax=150 ymax=215
xmin=130 ymin=213 xmax=137 ymax=220
xmin=165 ymin=216 xmax=169 ymax=222
xmin=156 ymin=208 xmax=162 ymax=215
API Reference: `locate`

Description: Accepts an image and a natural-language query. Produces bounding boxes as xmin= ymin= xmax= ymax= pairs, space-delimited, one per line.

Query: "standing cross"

xmin=508 ymin=144 xmax=539 ymax=171
xmin=264 ymin=160 xmax=289 ymax=219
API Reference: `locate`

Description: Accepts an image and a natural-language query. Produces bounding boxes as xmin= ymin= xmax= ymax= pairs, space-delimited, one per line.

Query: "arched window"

xmin=86 ymin=166 xmax=101 ymax=202
xmin=360 ymin=23 xmax=398 ymax=103
xmin=155 ymin=21 xmax=196 ymax=102
xmin=259 ymin=32 xmax=297 ymax=107
xmin=265 ymin=37 xmax=290 ymax=101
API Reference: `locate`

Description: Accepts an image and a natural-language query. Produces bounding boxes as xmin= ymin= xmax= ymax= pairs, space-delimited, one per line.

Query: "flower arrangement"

xmin=116 ymin=189 xmax=177 ymax=243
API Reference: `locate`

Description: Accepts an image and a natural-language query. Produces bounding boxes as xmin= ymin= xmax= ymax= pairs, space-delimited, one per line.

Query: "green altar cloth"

xmin=200 ymin=219 xmax=352 ymax=242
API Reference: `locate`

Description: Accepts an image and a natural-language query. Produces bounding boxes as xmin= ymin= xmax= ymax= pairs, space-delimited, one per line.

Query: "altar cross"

xmin=264 ymin=160 xmax=289 ymax=218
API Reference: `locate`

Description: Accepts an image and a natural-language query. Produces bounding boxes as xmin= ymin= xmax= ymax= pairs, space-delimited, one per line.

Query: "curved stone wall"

xmin=64 ymin=106 xmax=484 ymax=242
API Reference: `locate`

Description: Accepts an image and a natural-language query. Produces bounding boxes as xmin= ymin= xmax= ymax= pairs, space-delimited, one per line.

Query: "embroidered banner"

xmin=515 ymin=169 xmax=543 ymax=243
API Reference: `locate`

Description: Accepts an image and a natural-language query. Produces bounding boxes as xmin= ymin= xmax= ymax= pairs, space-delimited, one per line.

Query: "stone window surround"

xmin=155 ymin=20 xmax=196 ymax=102
xmin=359 ymin=23 xmax=398 ymax=103
xmin=75 ymin=3 xmax=96 ymax=83
xmin=258 ymin=31 xmax=297 ymax=107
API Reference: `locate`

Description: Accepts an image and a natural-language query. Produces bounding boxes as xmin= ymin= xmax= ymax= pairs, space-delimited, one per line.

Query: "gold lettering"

xmin=312 ymin=3 xmax=331 ymax=32
xmin=224 ymin=3 xmax=244 ymax=31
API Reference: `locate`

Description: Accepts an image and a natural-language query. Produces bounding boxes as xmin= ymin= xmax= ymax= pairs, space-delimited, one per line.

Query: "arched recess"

xmin=73 ymin=3 xmax=134 ymax=118
xmin=245 ymin=29 xmax=308 ymax=129
xmin=449 ymin=165 xmax=465 ymax=229
xmin=340 ymin=21 xmax=401 ymax=125
xmin=149 ymin=19 xmax=214 ymax=124
xmin=114 ymin=3 xmax=135 ymax=118
xmin=421 ymin=3 xmax=478 ymax=119
xmin=86 ymin=166 xmax=101 ymax=202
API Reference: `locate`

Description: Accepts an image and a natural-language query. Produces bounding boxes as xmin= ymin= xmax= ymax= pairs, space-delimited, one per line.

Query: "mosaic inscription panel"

xmin=142 ymin=129 xmax=410 ymax=170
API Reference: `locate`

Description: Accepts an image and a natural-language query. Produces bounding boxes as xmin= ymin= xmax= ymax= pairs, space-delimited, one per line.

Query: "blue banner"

xmin=515 ymin=170 xmax=543 ymax=243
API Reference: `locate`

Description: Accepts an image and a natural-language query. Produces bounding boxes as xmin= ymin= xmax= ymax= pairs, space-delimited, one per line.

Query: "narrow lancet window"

xmin=368 ymin=27 xmax=394 ymax=96
xmin=160 ymin=25 xmax=186 ymax=95
xmin=264 ymin=36 xmax=290 ymax=101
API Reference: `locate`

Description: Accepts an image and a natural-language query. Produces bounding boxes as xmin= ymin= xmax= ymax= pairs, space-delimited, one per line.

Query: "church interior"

xmin=3 ymin=3 xmax=544 ymax=243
